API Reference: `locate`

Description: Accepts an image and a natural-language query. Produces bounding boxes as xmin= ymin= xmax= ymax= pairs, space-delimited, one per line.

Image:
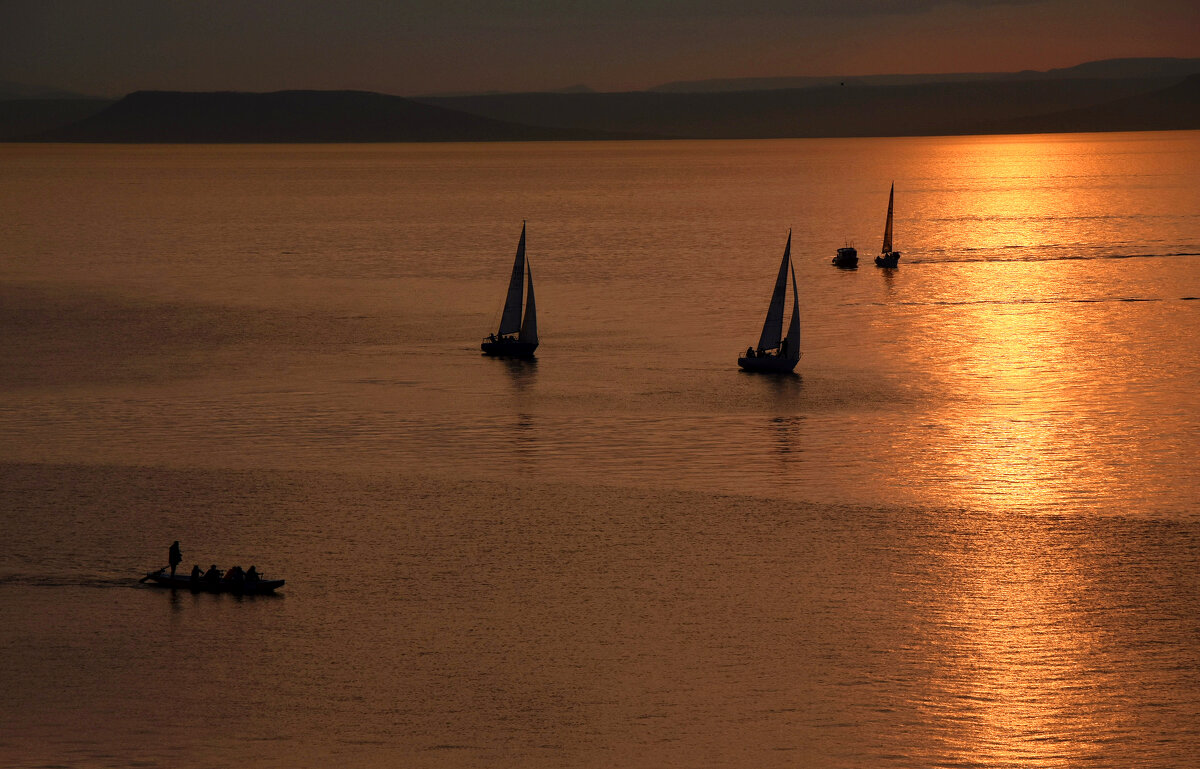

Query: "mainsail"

xmin=756 ymin=230 xmax=792 ymax=352
xmin=882 ymin=182 xmax=894 ymax=254
xmin=519 ymin=262 xmax=537 ymax=344
xmin=497 ymin=222 xmax=527 ymax=336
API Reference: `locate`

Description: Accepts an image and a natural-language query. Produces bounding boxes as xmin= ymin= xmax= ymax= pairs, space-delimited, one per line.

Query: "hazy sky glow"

xmin=2 ymin=0 xmax=1198 ymax=96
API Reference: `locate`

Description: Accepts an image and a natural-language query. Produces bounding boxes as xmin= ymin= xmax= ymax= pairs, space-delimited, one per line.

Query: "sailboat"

xmin=738 ymin=230 xmax=801 ymax=373
xmin=481 ymin=222 xmax=538 ymax=359
xmin=874 ymin=182 xmax=901 ymax=268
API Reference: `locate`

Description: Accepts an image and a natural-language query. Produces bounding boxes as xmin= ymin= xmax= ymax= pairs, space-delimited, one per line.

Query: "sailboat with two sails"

xmin=738 ymin=231 xmax=801 ymax=374
xmin=481 ymin=221 xmax=538 ymax=359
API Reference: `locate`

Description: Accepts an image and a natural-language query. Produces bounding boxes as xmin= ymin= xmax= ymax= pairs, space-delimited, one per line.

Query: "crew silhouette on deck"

xmin=168 ymin=541 xmax=181 ymax=577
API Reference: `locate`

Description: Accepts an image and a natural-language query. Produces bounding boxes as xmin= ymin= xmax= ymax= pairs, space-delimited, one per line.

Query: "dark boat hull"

xmin=875 ymin=251 xmax=901 ymax=268
xmin=738 ymin=355 xmax=799 ymax=373
xmin=144 ymin=571 xmax=284 ymax=594
xmin=481 ymin=339 xmax=538 ymax=359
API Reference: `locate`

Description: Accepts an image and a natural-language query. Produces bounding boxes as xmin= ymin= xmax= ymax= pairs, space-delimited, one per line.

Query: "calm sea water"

xmin=2 ymin=133 xmax=1199 ymax=767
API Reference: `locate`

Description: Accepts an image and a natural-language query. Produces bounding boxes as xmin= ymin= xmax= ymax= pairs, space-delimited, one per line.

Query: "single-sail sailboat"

xmin=874 ymin=182 xmax=901 ymax=268
xmin=738 ymin=230 xmax=801 ymax=373
xmin=481 ymin=221 xmax=538 ymax=359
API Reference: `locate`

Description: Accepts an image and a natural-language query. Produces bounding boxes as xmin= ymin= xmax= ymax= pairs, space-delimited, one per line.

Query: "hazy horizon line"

xmin=7 ymin=54 xmax=1198 ymax=102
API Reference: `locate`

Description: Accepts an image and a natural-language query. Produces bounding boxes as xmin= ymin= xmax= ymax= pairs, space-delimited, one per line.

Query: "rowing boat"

xmin=142 ymin=569 xmax=284 ymax=594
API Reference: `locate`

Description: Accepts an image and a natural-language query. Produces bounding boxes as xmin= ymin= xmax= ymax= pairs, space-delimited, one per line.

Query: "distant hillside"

xmin=653 ymin=72 xmax=1009 ymax=93
xmin=10 ymin=73 xmax=1198 ymax=144
xmin=652 ymin=57 xmax=1200 ymax=94
xmin=421 ymin=77 xmax=1188 ymax=140
xmin=1023 ymin=57 xmax=1200 ymax=81
xmin=0 ymin=99 xmax=111 ymax=140
xmin=974 ymin=74 xmax=1200 ymax=134
xmin=26 ymin=90 xmax=627 ymax=142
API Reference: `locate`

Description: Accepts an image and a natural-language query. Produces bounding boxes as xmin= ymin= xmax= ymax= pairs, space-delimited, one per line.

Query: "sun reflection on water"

xmin=942 ymin=295 xmax=1081 ymax=513
xmin=892 ymin=196 xmax=1176 ymax=514
xmin=912 ymin=516 xmax=1127 ymax=768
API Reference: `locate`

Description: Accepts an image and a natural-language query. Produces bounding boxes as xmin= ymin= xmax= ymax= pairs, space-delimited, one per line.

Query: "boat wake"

xmin=0 ymin=573 xmax=141 ymax=590
xmin=905 ymin=250 xmax=1200 ymax=265
xmin=843 ymin=295 xmax=1193 ymax=308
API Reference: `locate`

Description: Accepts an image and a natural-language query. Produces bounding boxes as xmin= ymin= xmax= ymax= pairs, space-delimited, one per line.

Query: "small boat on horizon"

xmin=739 ymin=230 xmax=801 ymax=374
xmin=875 ymin=182 xmax=901 ymax=268
xmin=482 ymin=221 xmax=538 ymax=359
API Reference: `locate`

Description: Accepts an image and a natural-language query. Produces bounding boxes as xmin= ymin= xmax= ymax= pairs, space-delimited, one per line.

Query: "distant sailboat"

xmin=874 ymin=182 xmax=901 ymax=268
xmin=739 ymin=231 xmax=801 ymax=373
xmin=481 ymin=222 xmax=538 ymax=359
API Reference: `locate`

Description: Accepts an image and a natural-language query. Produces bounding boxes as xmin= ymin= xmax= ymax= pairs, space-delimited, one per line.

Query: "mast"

xmin=497 ymin=221 xmax=526 ymax=336
xmin=882 ymin=182 xmax=894 ymax=254
xmin=519 ymin=260 xmax=537 ymax=344
xmin=756 ymin=230 xmax=791 ymax=352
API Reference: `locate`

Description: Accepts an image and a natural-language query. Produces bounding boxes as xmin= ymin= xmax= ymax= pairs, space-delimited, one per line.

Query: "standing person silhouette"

xmin=168 ymin=541 xmax=182 ymax=577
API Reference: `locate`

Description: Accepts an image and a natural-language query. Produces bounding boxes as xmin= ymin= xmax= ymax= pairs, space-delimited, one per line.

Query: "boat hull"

xmin=481 ymin=339 xmax=538 ymax=359
xmin=144 ymin=571 xmax=284 ymax=594
xmin=875 ymin=251 xmax=900 ymax=268
xmin=738 ymin=355 xmax=799 ymax=373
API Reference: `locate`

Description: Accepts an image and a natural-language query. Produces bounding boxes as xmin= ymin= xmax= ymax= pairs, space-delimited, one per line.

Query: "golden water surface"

xmin=1 ymin=133 xmax=1198 ymax=767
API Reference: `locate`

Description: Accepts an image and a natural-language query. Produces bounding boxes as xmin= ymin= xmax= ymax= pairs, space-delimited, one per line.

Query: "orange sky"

xmin=1 ymin=0 xmax=1198 ymax=96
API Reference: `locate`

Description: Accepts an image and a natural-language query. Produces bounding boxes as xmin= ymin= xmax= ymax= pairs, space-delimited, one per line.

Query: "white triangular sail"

xmin=519 ymin=261 xmax=537 ymax=344
xmin=882 ymin=182 xmax=894 ymax=254
xmin=756 ymin=230 xmax=792 ymax=352
xmin=782 ymin=259 xmax=801 ymax=363
xmin=497 ymin=222 xmax=526 ymax=336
